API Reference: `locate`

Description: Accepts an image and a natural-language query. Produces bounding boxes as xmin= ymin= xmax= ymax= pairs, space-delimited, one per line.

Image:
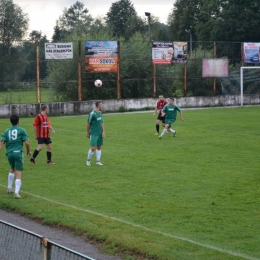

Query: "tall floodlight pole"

xmin=185 ymin=29 xmax=192 ymax=56
xmin=145 ymin=12 xmax=156 ymax=97
xmin=145 ymin=12 xmax=151 ymax=41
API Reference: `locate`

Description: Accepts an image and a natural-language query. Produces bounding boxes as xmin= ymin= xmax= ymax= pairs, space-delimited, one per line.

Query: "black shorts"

xmin=157 ymin=114 xmax=165 ymax=123
xmin=38 ymin=137 xmax=52 ymax=145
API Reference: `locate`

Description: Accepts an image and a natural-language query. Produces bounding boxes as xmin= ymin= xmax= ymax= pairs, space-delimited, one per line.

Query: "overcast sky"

xmin=14 ymin=0 xmax=176 ymax=40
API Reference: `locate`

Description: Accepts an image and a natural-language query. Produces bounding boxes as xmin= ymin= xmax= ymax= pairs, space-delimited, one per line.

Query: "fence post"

xmin=78 ymin=40 xmax=82 ymax=102
xmin=184 ymin=63 xmax=187 ymax=97
xmin=36 ymin=40 xmax=41 ymax=104
xmin=117 ymin=41 xmax=121 ymax=99
xmin=213 ymin=41 xmax=216 ymax=95
xmin=41 ymin=238 xmax=48 ymax=260
xmin=153 ymin=64 xmax=156 ymax=97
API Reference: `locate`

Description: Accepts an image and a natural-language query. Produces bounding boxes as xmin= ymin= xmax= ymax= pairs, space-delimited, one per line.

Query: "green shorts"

xmin=90 ymin=135 xmax=103 ymax=147
xmin=7 ymin=151 xmax=24 ymax=171
xmin=165 ymin=119 xmax=175 ymax=128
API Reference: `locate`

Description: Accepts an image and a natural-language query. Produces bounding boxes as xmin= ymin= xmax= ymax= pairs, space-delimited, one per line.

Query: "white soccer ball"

xmin=94 ymin=79 xmax=102 ymax=87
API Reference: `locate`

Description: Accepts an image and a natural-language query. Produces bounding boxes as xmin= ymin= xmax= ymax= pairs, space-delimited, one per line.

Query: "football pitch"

xmin=0 ymin=106 xmax=260 ymax=260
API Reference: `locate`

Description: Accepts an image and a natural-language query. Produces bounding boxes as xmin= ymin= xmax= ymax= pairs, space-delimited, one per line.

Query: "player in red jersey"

xmin=30 ymin=105 xmax=56 ymax=165
xmin=153 ymin=95 xmax=168 ymax=135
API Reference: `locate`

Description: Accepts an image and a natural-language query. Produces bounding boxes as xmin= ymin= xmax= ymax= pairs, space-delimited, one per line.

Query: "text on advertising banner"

xmin=85 ymin=41 xmax=118 ymax=73
xmin=45 ymin=43 xmax=73 ymax=59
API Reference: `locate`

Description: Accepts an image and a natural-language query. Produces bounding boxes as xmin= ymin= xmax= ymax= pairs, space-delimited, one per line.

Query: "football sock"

xmin=15 ymin=179 xmax=22 ymax=194
xmin=169 ymin=128 xmax=176 ymax=133
xmin=96 ymin=150 xmax=101 ymax=162
xmin=8 ymin=173 xmax=15 ymax=189
xmin=87 ymin=149 xmax=94 ymax=160
xmin=32 ymin=149 xmax=39 ymax=159
xmin=47 ymin=151 xmax=52 ymax=162
xmin=161 ymin=128 xmax=167 ymax=137
xmin=156 ymin=125 xmax=159 ymax=133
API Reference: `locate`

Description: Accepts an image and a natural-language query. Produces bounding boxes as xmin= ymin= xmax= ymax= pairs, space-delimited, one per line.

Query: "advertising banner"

xmin=202 ymin=59 xmax=229 ymax=77
xmin=45 ymin=43 xmax=73 ymax=59
xmin=243 ymin=42 xmax=260 ymax=63
xmin=152 ymin=42 xmax=174 ymax=64
xmin=172 ymin=42 xmax=188 ymax=64
xmin=85 ymin=41 xmax=118 ymax=73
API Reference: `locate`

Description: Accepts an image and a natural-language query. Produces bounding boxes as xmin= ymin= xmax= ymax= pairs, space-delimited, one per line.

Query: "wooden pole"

xmin=184 ymin=63 xmax=187 ymax=97
xmin=78 ymin=40 xmax=82 ymax=102
xmin=36 ymin=40 xmax=41 ymax=104
xmin=117 ymin=41 xmax=121 ymax=99
xmin=213 ymin=41 xmax=216 ymax=95
xmin=153 ymin=63 xmax=156 ymax=97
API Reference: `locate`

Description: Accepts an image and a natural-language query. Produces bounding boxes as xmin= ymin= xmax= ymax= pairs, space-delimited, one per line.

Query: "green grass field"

xmin=0 ymin=107 xmax=260 ymax=260
xmin=0 ymin=89 xmax=53 ymax=104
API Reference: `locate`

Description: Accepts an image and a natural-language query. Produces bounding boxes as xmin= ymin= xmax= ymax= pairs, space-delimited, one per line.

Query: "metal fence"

xmin=0 ymin=220 xmax=95 ymax=260
xmin=0 ymin=40 xmax=258 ymax=104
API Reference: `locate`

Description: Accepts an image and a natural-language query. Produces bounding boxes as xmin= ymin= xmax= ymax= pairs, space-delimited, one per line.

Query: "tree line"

xmin=0 ymin=0 xmax=259 ymax=100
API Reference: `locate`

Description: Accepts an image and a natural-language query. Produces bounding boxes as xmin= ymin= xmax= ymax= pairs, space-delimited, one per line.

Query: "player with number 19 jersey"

xmin=1 ymin=126 xmax=29 ymax=155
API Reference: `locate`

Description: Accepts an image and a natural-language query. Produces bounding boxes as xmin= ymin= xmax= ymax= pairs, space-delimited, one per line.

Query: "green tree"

xmin=150 ymin=19 xmax=171 ymax=41
xmin=106 ymin=0 xmax=141 ymax=39
xmin=213 ymin=0 xmax=260 ymax=42
xmin=20 ymin=31 xmax=48 ymax=82
xmin=167 ymin=0 xmax=199 ymax=41
xmin=0 ymin=0 xmax=28 ymax=90
xmin=88 ymin=17 xmax=108 ymax=36
xmin=120 ymin=32 xmax=152 ymax=98
xmin=0 ymin=0 xmax=28 ymax=53
xmin=52 ymin=1 xmax=93 ymax=40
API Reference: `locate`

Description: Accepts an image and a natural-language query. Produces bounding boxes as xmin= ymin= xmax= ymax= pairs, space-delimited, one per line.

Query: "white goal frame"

xmin=240 ymin=66 xmax=260 ymax=107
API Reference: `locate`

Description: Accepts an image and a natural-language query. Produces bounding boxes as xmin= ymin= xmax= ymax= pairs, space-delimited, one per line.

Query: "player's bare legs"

xmin=30 ymin=143 xmax=43 ymax=164
xmin=36 ymin=144 xmax=43 ymax=151
xmin=155 ymin=119 xmax=161 ymax=135
xmin=46 ymin=144 xmax=54 ymax=164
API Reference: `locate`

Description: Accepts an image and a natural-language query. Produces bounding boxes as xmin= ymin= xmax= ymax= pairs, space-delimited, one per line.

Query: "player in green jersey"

xmin=86 ymin=101 xmax=105 ymax=166
xmin=0 ymin=115 xmax=31 ymax=199
xmin=158 ymin=97 xmax=184 ymax=139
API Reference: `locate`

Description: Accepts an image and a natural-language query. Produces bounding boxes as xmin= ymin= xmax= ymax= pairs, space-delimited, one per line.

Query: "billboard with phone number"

xmin=85 ymin=41 xmax=118 ymax=73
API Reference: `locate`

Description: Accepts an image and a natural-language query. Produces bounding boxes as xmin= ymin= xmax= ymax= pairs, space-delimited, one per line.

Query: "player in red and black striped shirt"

xmin=30 ymin=105 xmax=56 ymax=165
xmin=153 ymin=95 xmax=168 ymax=135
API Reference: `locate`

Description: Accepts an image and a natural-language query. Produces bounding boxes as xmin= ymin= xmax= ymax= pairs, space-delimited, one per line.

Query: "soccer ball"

xmin=94 ymin=79 xmax=102 ymax=87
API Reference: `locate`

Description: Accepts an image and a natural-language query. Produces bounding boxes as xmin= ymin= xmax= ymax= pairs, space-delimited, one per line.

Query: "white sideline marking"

xmin=0 ymin=185 xmax=258 ymax=260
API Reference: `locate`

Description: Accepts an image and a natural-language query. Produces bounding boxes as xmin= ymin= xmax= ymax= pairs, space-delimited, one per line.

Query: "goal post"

xmin=240 ymin=66 xmax=260 ymax=107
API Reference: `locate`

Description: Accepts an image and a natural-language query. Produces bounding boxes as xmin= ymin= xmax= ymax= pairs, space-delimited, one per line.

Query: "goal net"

xmin=219 ymin=67 xmax=260 ymax=106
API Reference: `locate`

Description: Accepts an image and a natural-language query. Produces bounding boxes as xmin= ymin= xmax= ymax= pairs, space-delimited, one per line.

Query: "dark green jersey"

xmin=0 ymin=126 xmax=29 ymax=154
xmin=87 ymin=110 xmax=104 ymax=136
xmin=162 ymin=104 xmax=181 ymax=121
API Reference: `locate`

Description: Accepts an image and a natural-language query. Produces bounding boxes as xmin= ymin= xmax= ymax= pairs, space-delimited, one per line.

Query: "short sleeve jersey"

xmin=0 ymin=126 xmax=29 ymax=154
xmin=162 ymin=104 xmax=181 ymax=121
xmin=87 ymin=110 xmax=103 ymax=136
xmin=156 ymin=100 xmax=168 ymax=114
xmin=33 ymin=113 xmax=51 ymax=138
